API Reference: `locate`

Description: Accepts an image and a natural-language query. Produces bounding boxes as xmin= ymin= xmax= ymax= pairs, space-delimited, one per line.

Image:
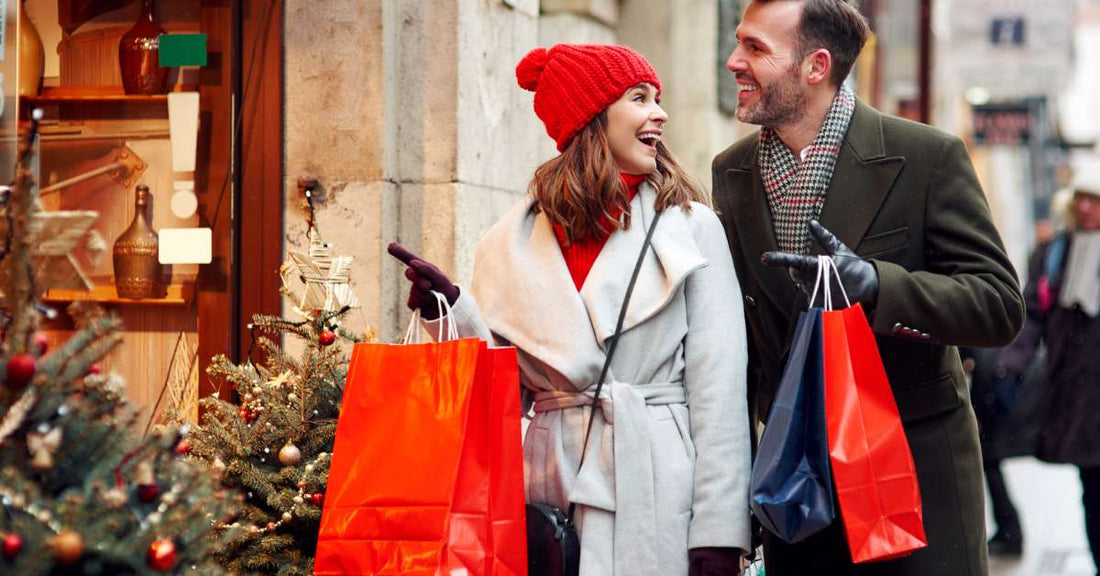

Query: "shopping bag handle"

xmin=568 ymin=208 xmax=663 ymax=519
xmin=809 ymin=255 xmax=851 ymax=310
xmin=403 ymin=291 xmax=459 ymax=344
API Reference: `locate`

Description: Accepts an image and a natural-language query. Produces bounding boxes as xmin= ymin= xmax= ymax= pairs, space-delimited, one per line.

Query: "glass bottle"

xmin=113 ymin=185 xmax=160 ymax=298
xmin=118 ymin=0 xmax=168 ymax=95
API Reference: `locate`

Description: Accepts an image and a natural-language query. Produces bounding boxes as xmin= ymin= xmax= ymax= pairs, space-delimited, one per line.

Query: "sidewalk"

xmin=989 ymin=458 xmax=1094 ymax=576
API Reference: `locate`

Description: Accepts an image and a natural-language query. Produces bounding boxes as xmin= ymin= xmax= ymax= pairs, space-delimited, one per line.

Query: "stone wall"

xmin=284 ymin=0 xmax=749 ymax=341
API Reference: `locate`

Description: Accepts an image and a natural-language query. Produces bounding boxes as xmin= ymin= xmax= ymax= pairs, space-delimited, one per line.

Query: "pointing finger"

xmin=762 ymin=251 xmax=818 ymax=271
xmin=387 ymin=242 xmax=421 ymax=266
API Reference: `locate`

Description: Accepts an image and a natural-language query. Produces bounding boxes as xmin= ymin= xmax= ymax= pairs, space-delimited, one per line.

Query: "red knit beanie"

xmin=516 ymin=44 xmax=661 ymax=152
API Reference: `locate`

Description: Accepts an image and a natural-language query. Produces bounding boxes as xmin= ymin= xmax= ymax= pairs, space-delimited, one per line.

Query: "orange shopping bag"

xmin=815 ymin=257 xmax=927 ymax=563
xmin=315 ymin=309 xmax=528 ymax=576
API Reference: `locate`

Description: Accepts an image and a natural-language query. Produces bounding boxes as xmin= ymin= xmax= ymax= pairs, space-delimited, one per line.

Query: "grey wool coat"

xmin=428 ymin=183 xmax=752 ymax=576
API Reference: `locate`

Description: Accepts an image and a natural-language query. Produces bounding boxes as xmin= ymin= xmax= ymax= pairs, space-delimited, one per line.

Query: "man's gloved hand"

xmin=688 ymin=547 xmax=743 ymax=576
xmin=387 ymin=243 xmax=459 ymax=320
xmin=761 ymin=220 xmax=879 ymax=308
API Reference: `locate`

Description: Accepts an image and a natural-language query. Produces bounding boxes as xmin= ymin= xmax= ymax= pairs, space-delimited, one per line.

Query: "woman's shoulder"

xmin=474 ymin=194 xmax=538 ymax=256
xmin=669 ymin=201 xmax=725 ymax=239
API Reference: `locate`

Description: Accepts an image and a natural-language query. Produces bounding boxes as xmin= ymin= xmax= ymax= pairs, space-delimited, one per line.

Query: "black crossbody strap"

xmin=567 ymin=208 xmax=663 ymax=519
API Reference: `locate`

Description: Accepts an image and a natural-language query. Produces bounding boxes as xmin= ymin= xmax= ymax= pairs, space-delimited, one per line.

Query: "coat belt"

xmin=532 ymin=382 xmax=686 ymax=576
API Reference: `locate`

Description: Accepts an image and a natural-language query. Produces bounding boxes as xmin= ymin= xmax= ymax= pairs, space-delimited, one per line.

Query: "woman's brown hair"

xmin=530 ymin=113 xmax=707 ymax=245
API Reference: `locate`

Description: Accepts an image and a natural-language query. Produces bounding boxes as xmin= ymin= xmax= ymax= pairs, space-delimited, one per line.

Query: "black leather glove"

xmin=387 ymin=243 xmax=459 ymax=320
xmin=761 ymin=220 xmax=879 ymax=309
xmin=688 ymin=547 xmax=743 ymax=576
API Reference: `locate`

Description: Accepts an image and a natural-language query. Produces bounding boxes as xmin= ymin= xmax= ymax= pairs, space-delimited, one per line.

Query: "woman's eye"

xmin=633 ymin=94 xmax=645 ymax=102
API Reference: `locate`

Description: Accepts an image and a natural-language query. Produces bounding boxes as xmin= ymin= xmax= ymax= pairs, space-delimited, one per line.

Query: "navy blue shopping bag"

xmin=749 ymin=308 xmax=835 ymax=543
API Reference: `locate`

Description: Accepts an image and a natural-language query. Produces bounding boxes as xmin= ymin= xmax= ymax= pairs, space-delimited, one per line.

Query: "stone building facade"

xmin=284 ymin=0 xmax=752 ymax=341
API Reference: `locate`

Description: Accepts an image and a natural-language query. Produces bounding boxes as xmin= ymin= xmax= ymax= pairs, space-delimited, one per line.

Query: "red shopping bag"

xmin=822 ymin=303 xmax=927 ymax=563
xmin=314 ymin=336 xmax=528 ymax=575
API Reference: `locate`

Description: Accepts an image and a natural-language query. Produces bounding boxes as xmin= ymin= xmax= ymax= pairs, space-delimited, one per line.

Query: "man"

xmin=711 ymin=1 xmax=1025 ymax=574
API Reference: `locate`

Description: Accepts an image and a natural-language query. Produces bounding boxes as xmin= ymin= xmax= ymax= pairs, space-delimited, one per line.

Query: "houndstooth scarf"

xmin=759 ymin=86 xmax=856 ymax=254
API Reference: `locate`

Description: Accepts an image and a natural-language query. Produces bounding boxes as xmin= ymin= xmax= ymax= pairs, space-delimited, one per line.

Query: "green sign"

xmin=159 ymin=34 xmax=207 ymax=67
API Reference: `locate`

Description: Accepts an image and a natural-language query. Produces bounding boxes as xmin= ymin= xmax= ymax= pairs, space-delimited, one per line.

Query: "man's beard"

xmin=736 ymin=63 xmax=806 ymax=128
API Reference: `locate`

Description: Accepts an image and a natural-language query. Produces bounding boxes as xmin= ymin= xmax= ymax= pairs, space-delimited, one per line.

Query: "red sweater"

xmin=552 ymin=173 xmax=645 ymax=291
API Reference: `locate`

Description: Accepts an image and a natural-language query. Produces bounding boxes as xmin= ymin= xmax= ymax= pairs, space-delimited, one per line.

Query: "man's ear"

xmin=805 ymin=48 xmax=832 ymax=86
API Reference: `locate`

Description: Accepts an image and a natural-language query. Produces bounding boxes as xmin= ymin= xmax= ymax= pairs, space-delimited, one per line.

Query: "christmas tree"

xmin=186 ymin=208 xmax=366 ymax=575
xmin=0 ymin=114 xmax=241 ymax=574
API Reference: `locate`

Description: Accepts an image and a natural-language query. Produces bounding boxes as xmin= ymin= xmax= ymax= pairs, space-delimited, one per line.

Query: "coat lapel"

xmin=582 ymin=182 xmax=708 ymax=346
xmin=472 ymin=184 xmax=707 ymax=390
xmin=724 ymin=138 xmax=801 ymax=312
xmin=471 ymin=197 xmax=606 ymax=390
xmin=815 ymin=101 xmax=905 ymax=253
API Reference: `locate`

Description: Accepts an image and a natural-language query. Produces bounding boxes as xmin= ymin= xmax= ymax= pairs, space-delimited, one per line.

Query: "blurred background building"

xmin=268 ymin=0 xmax=1100 ymax=343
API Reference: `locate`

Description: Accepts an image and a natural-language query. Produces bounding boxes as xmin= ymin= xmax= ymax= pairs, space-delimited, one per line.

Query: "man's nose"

xmin=726 ymin=48 xmax=747 ymax=73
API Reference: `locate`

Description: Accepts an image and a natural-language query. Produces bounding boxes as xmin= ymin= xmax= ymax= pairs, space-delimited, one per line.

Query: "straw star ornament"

xmin=280 ymin=229 xmax=359 ymax=318
xmin=28 ymin=209 xmax=103 ymax=292
xmin=0 ymin=185 xmax=101 ymax=297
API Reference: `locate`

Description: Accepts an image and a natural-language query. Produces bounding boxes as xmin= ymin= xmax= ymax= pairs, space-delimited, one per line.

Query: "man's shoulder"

xmin=869 ymin=106 xmax=962 ymax=153
xmin=713 ymin=130 xmax=761 ymax=173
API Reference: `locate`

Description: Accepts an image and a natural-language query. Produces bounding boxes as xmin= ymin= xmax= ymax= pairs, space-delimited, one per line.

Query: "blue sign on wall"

xmin=991 ymin=17 xmax=1026 ymax=46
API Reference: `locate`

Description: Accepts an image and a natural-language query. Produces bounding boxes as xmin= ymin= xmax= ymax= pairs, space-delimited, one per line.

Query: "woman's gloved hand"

xmin=688 ymin=547 xmax=743 ymax=576
xmin=387 ymin=243 xmax=459 ymax=320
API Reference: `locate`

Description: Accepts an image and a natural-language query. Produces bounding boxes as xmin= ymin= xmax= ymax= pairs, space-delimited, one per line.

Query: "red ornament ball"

xmin=319 ymin=329 xmax=336 ymax=346
xmin=33 ymin=333 xmax=49 ymax=355
xmin=137 ymin=483 xmax=160 ymax=503
xmin=146 ymin=538 xmax=177 ymax=572
xmin=6 ymin=354 xmax=36 ymax=389
xmin=311 ymin=491 xmax=324 ymax=507
xmin=238 ymin=406 xmax=255 ymax=423
xmin=2 ymin=533 xmax=22 ymax=560
xmin=174 ymin=438 xmax=192 ymax=456
xmin=86 ymin=364 xmax=102 ymax=376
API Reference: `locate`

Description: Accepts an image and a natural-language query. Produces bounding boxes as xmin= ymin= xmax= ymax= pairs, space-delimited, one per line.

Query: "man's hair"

xmin=761 ymin=0 xmax=871 ymax=86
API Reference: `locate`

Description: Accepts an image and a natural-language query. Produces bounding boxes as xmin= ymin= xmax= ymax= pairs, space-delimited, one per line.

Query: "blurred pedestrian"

xmin=964 ymin=345 xmax=1025 ymax=556
xmin=998 ymin=158 xmax=1100 ymax=574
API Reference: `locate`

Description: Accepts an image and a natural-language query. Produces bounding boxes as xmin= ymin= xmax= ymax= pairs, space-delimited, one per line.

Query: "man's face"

xmin=727 ymin=1 xmax=808 ymax=128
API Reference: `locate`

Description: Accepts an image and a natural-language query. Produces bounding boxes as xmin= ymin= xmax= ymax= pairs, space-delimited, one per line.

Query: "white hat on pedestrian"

xmin=1072 ymin=157 xmax=1100 ymax=198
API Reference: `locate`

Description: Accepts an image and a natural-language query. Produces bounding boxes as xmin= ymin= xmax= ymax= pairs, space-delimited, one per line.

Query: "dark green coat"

xmin=712 ymin=101 xmax=1025 ymax=576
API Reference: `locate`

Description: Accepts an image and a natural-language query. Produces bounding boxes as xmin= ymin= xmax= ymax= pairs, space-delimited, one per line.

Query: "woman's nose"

xmin=652 ymin=104 xmax=668 ymax=124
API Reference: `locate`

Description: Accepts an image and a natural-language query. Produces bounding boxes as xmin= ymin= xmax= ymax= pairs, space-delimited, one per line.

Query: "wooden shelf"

xmin=22 ymin=86 xmax=198 ymax=104
xmin=44 ymin=283 xmax=194 ymax=306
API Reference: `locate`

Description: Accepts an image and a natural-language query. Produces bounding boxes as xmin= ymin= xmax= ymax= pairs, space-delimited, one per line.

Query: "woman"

xmin=389 ymin=44 xmax=750 ymax=576
xmin=998 ymin=160 xmax=1100 ymax=572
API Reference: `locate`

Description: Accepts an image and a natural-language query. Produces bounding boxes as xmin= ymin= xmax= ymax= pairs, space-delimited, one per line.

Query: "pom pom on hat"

xmin=516 ymin=48 xmax=548 ymax=92
xmin=516 ymin=44 xmax=661 ymax=152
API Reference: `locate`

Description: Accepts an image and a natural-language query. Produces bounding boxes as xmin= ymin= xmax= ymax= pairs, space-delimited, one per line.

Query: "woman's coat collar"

xmin=472 ymin=182 xmax=708 ymax=387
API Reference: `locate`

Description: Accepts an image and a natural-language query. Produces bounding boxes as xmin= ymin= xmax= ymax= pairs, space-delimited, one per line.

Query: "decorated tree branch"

xmin=187 ymin=220 xmax=368 ymax=575
xmin=0 ymin=113 xmax=241 ymax=575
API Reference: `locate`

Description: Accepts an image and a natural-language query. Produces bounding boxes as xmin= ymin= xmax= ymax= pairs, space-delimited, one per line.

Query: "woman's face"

xmin=605 ymin=83 xmax=667 ymax=175
xmin=1074 ymin=191 xmax=1100 ymax=232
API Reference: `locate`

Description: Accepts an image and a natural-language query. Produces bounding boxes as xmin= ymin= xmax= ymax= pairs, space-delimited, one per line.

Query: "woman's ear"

xmin=806 ymin=48 xmax=832 ymax=86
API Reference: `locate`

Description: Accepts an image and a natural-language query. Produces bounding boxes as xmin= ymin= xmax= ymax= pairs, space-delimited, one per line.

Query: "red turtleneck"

xmin=553 ymin=173 xmax=646 ymax=291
